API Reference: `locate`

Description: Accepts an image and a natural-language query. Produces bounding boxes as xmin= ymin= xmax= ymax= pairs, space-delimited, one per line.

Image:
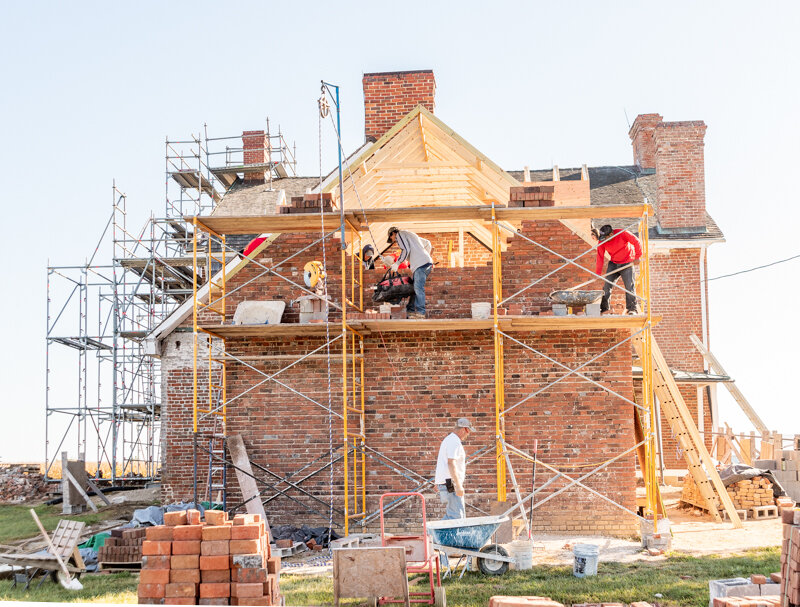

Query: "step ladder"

xmin=635 ymin=335 xmax=742 ymax=527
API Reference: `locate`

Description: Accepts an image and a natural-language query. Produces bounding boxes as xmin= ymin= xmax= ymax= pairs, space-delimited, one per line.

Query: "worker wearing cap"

xmin=593 ymin=224 xmax=642 ymax=315
xmin=386 ymin=227 xmax=434 ymax=319
xmin=434 ymin=418 xmax=473 ymax=519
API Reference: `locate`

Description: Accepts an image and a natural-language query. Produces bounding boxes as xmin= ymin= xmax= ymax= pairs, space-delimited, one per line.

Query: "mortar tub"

xmin=426 ymin=515 xmax=508 ymax=550
xmin=549 ymin=290 xmax=603 ymax=306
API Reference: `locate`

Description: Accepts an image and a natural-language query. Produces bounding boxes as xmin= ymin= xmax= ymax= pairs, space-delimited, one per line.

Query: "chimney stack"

xmin=628 ymin=113 xmax=662 ymax=170
xmin=362 ymin=70 xmax=436 ymax=142
xmin=653 ymin=120 xmax=708 ymax=233
xmin=242 ymin=130 xmax=267 ymax=182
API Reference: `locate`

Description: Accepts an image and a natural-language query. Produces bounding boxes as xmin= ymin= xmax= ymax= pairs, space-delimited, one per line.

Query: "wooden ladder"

xmin=635 ymin=335 xmax=742 ymax=527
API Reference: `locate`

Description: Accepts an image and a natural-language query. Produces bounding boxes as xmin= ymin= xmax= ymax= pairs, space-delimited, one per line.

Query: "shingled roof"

xmin=508 ymin=166 xmax=723 ymax=243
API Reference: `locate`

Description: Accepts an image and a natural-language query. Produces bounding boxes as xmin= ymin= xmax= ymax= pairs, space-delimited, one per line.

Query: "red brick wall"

xmin=628 ymin=114 xmax=662 ymax=170
xmin=363 ymin=70 xmax=436 ymax=142
xmin=653 ymin=121 xmax=707 ymax=230
xmin=242 ymin=130 xmax=266 ymax=182
xmin=161 ymin=219 xmax=640 ymax=536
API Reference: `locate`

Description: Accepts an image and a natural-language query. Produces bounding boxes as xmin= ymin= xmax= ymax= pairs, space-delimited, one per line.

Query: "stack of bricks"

xmin=488 ymin=600 xmax=657 ymax=607
xmin=98 ymin=528 xmax=146 ymax=565
xmin=680 ymin=475 xmax=720 ymax=511
xmin=508 ymin=185 xmax=555 ymax=208
xmin=729 ymin=477 xmax=775 ymax=510
xmin=713 ymin=597 xmax=781 ymax=607
xmin=279 ymin=193 xmax=334 ymax=214
xmin=138 ymin=509 xmax=282 ymax=606
xmin=780 ymin=507 xmax=800 ymax=606
xmin=347 ymin=311 xmax=390 ymax=320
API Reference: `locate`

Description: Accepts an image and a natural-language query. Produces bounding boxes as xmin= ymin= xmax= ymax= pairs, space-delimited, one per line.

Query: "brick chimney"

xmin=242 ymin=130 xmax=267 ymax=182
xmin=653 ymin=120 xmax=708 ymax=233
xmin=362 ymin=70 xmax=436 ymax=142
xmin=628 ymin=113 xmax=662 ymax=170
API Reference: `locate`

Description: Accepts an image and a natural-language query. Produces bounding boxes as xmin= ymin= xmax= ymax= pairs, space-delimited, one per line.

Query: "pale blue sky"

xmin=2 ymin=1 xmax=799 ymax=461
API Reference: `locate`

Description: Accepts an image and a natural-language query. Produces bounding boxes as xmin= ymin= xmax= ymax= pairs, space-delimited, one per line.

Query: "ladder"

xmin=635 ymin=335 xmax=742 ymax=528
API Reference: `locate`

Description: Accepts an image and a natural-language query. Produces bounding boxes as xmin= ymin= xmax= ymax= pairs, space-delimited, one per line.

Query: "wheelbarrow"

xmin=426 ymin=516 xmax=513 ymax=577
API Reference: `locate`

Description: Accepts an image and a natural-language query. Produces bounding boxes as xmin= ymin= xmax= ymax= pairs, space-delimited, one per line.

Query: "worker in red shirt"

xmin=593 ymin=224 xmax=642 ymax=315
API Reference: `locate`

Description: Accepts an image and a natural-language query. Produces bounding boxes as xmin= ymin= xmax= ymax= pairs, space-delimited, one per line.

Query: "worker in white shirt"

xmin=386 ymin=227 xmax=434 ymax=319
xmin=434 ymin=417 xmax=473 ymax=519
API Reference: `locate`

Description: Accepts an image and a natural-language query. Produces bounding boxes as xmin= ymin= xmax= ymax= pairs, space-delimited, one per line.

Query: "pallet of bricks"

xmin=99 ymin=527 xmax=145 ymax=570
xmin=278 ymin=193 xmax=333 ymax=214
xmin=681 ymin=475 xmax=778 ymax=518
xmin=138 ymin=509 xmax=282 ymax=606
xmin=780 ymin=507 xmax=800 ymax=607
xmin=508 ymin=185 xmax=555 ymax=208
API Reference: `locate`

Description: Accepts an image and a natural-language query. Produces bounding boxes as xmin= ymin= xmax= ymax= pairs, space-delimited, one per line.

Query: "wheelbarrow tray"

xmin=549 ymin=290 xmax=603 ymax=305
xmin=426 ymin=515 xmax=508 ymax=550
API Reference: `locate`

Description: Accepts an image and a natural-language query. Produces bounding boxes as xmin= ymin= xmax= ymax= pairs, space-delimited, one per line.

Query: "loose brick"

xmin=143 ymin=541 xmax=172 ymax=556
xmin=143 ymin=555 xmax=172 ymax=569
xmin=232 ymin=514 xmax=261 ymax=526
xmin=205 ymin=510 xmax=228 ymax=525
xmin=186 ymin=509 xmax=201 ymax=525
xmin=230 ymin=540 xmax=261 ymax=555
xmin=202 ymin=540 xmax=230 ymax=556
xmin=233 ymin=568 xmax=266 ymax=584
xmin=232 ymin=554 xmax=263 ymax=569
xmin=231 ymin=598 xmax=271 ymax=606
xmin=203 ymin=569 xmax=231 ymax=583
xmin=266 ymin=557 xmax=280 ymax=574
xmin=230 ymin=525 xmax=260 ymax=541
xmin=200 ymin=583 xmax=231 ymax=598
xmin=171 ymin=554 xmax=200 ymax=569
xmin=170 ymin=569 xmax=201 ymax=583
xmin=199 ymin=599 xmax=230 ymax=606
xmin=164 ymin=511 xmax=188 ymax=526
xmin=173 ymin=525 xmax=203 ymax=541
xmin=166 ymin=582 xmax=197 ymax=598
xmin=203 ymin=525 xmax=232 ymax=541
xmin=231 ymin=582 xmax=264 ymax=598
xmin=139 ymin=583 xmax=167 ymax=599
xmin=140 ymin=569 xmax=171 ymax=584
xmin=164 ymin=598 xmax=196 ymax=605
xmin=147 ymin=526 xmax=174 ymax=542
xmin=274 ymin=539 xmax=292 ymax=549
xmin=201 ymin=555 xmax=232 ymax=570
xmin=172 ymin=540 xmax=201 ymax=555
xmin=138 ymin=599 xmax=165 ymax=605
xmin=751 ymin=574 xmax=767 ymax=584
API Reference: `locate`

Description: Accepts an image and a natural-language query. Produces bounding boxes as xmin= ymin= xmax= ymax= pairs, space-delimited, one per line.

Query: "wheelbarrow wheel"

xmin=434 ymin=585 xmax=447 ymax=607
xmin=477 ymin=544 xmax=510 ymax=576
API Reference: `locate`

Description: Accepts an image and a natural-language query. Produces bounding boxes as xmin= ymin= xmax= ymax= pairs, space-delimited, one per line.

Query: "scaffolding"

xmin=188 ymin=202 xmax=664 ymax=535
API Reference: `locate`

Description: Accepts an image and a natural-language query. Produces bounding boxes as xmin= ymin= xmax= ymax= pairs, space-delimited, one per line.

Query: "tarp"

xmin=718 ymin=464 xmax=786 ymax=498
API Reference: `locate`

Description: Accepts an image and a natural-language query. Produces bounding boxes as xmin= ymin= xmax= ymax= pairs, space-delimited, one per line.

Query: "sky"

xmin=1 ymin=1 xmax=799 ymax=462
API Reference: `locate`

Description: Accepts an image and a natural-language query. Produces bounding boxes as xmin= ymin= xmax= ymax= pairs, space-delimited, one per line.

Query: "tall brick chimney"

xmin=628 ymin=113 xmax=662 ymax=170
xmin=242 ymin=130 xmax=267 ymax=182
xmin=653 ymin=120 xmax=708 ymax=233
xmin=362 ymin=70 xmax=436 ymax=142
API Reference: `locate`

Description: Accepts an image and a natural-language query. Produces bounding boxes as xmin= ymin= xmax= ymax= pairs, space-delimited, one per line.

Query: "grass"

xmin=0 ymin=548 xmax=780 ymax=605
xmin=0 ymin=504 xmax=117 ymax=544
xmin=281 ymin=547 xmax=781 ymax=607
xmin=0 ymin=571 xmax=138 ymax=603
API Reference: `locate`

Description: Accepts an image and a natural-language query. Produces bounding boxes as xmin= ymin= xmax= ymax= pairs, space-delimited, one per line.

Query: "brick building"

xmin=148 ymin=70 xmax=724 ymax=537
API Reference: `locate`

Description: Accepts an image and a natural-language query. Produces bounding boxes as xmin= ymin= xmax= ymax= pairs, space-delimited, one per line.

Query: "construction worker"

xmin=434 ymin=417 xmax=473 ymax=520
xmin=593 ymin=224 xmax=642 ymax=315
xmin=386 ymin=227 xmax=433 ymax=319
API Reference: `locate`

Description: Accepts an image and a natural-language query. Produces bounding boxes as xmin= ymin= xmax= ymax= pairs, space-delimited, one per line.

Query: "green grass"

xmin=0 ymin=504 xmax=113 ymax=544
xmin=0 ymin=548 xmax=780 ymax=605
xmin=282 ymin=547 xmax=781 ymax=607
xmin=0 ymin=571 xmax=138 ymax=603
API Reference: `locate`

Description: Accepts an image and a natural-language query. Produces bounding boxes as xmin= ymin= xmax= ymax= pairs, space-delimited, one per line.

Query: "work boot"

xmin=408 ymin=312 xmax=426 ymax=319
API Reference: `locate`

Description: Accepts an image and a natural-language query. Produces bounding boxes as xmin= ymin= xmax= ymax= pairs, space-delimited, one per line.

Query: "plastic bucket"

xmin=471 ymin=302 xmax=491 ymax=319
xmin=573 ymin=543 xmax=599 ymax=577
xmin=509 ymin=539 xmax=533 ymax=570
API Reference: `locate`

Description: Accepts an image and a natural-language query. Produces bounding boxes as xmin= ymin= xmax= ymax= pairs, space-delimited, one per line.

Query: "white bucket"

xmin=573 ymin=543 xmax=599 ymax=577
xmin=471 ymin=302 xmax=491 ymax=319
xmin=509 ymin=539 xmax=533 ymax=570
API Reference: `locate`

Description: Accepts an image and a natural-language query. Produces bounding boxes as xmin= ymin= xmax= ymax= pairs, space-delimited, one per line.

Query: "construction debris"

xmin=0 ymin=464 xmax=48 ymax=503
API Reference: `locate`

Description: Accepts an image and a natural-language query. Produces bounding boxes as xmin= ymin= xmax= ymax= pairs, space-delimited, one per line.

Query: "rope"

xmin=318 ymin=88 xmax=335 ymax=546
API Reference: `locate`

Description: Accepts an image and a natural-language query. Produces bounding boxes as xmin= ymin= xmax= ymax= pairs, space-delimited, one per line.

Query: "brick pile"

xmin=728 ymin=477 xmax=775 ymax=510
xmin=138 ymin=509 xmax=281 ymax=606
xmin=347 ymin=311 xmax=390 ymax=320
xmin=713 ymin=597 xmax=781 ymax=607
xmin=278 ymin=193 xmax=334 ymax=214
xmin=99 ymin=528 xmax=145 ymax=565
xmin=508 ymin=185 xmax=555 ymax=208
xmin=680 ymin=475 xmax=719 ymax=511
xmin=0 ymin=464 xmax=48 ymax=503
xmin=780 ymin=508 xmax=800 ymax=606
xmin=488 ymin=600 xmax=657 ymax=607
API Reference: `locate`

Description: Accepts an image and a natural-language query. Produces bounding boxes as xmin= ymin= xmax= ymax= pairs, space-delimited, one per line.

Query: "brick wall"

xmin=653 ymin=121 xmax=707 ymax=231
xmin=161 ymin=219 xmax=640 ymax=537
xmin=363 ymin=70 xmax=436 ymax=142
xmin=628 ymin=114 xmax=662 ymax=170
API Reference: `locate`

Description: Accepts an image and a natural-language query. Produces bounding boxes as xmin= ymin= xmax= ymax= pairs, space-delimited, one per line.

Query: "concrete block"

xmin=754 ymin=459 xmax=777 ymax=470
xmin=760 ymin=582 xmax=780 ymax=595
xmin=232 ymin=554 xmax=264 ymax=569
xmin=708 ymin=578 xmax=759 ymax=607
xmin=586 ymin=303 xmax=601 ymax=317
xmin=552 ymin=304 xmax=567 ymax=316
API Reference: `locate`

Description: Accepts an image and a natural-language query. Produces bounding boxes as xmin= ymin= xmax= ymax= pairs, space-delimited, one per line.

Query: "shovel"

xmin=29 ymin=509 xmax=83 ymax=590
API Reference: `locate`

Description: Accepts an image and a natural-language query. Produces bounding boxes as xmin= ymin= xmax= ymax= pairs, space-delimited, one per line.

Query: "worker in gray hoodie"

xmin=387 ymin=226 xmax=434 ymax=319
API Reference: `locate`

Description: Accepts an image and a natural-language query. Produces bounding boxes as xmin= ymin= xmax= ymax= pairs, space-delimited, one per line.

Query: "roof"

xmin=508 ymin=166 xmax=723 ymax=243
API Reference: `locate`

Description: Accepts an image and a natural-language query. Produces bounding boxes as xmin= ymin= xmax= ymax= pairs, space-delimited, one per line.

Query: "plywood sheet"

xmin=333 ymin=547 xmax=408 ymax=605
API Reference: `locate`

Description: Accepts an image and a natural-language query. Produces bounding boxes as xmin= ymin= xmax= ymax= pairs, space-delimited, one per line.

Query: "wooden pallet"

xmin=98 ymin=561 xmax=142 ymax=571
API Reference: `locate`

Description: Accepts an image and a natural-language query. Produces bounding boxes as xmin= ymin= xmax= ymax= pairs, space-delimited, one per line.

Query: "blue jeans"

xmin=438 ymin=486 xmax=465 ymax=519
xmin=406 ymin=263 xmax=433 ymax=315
